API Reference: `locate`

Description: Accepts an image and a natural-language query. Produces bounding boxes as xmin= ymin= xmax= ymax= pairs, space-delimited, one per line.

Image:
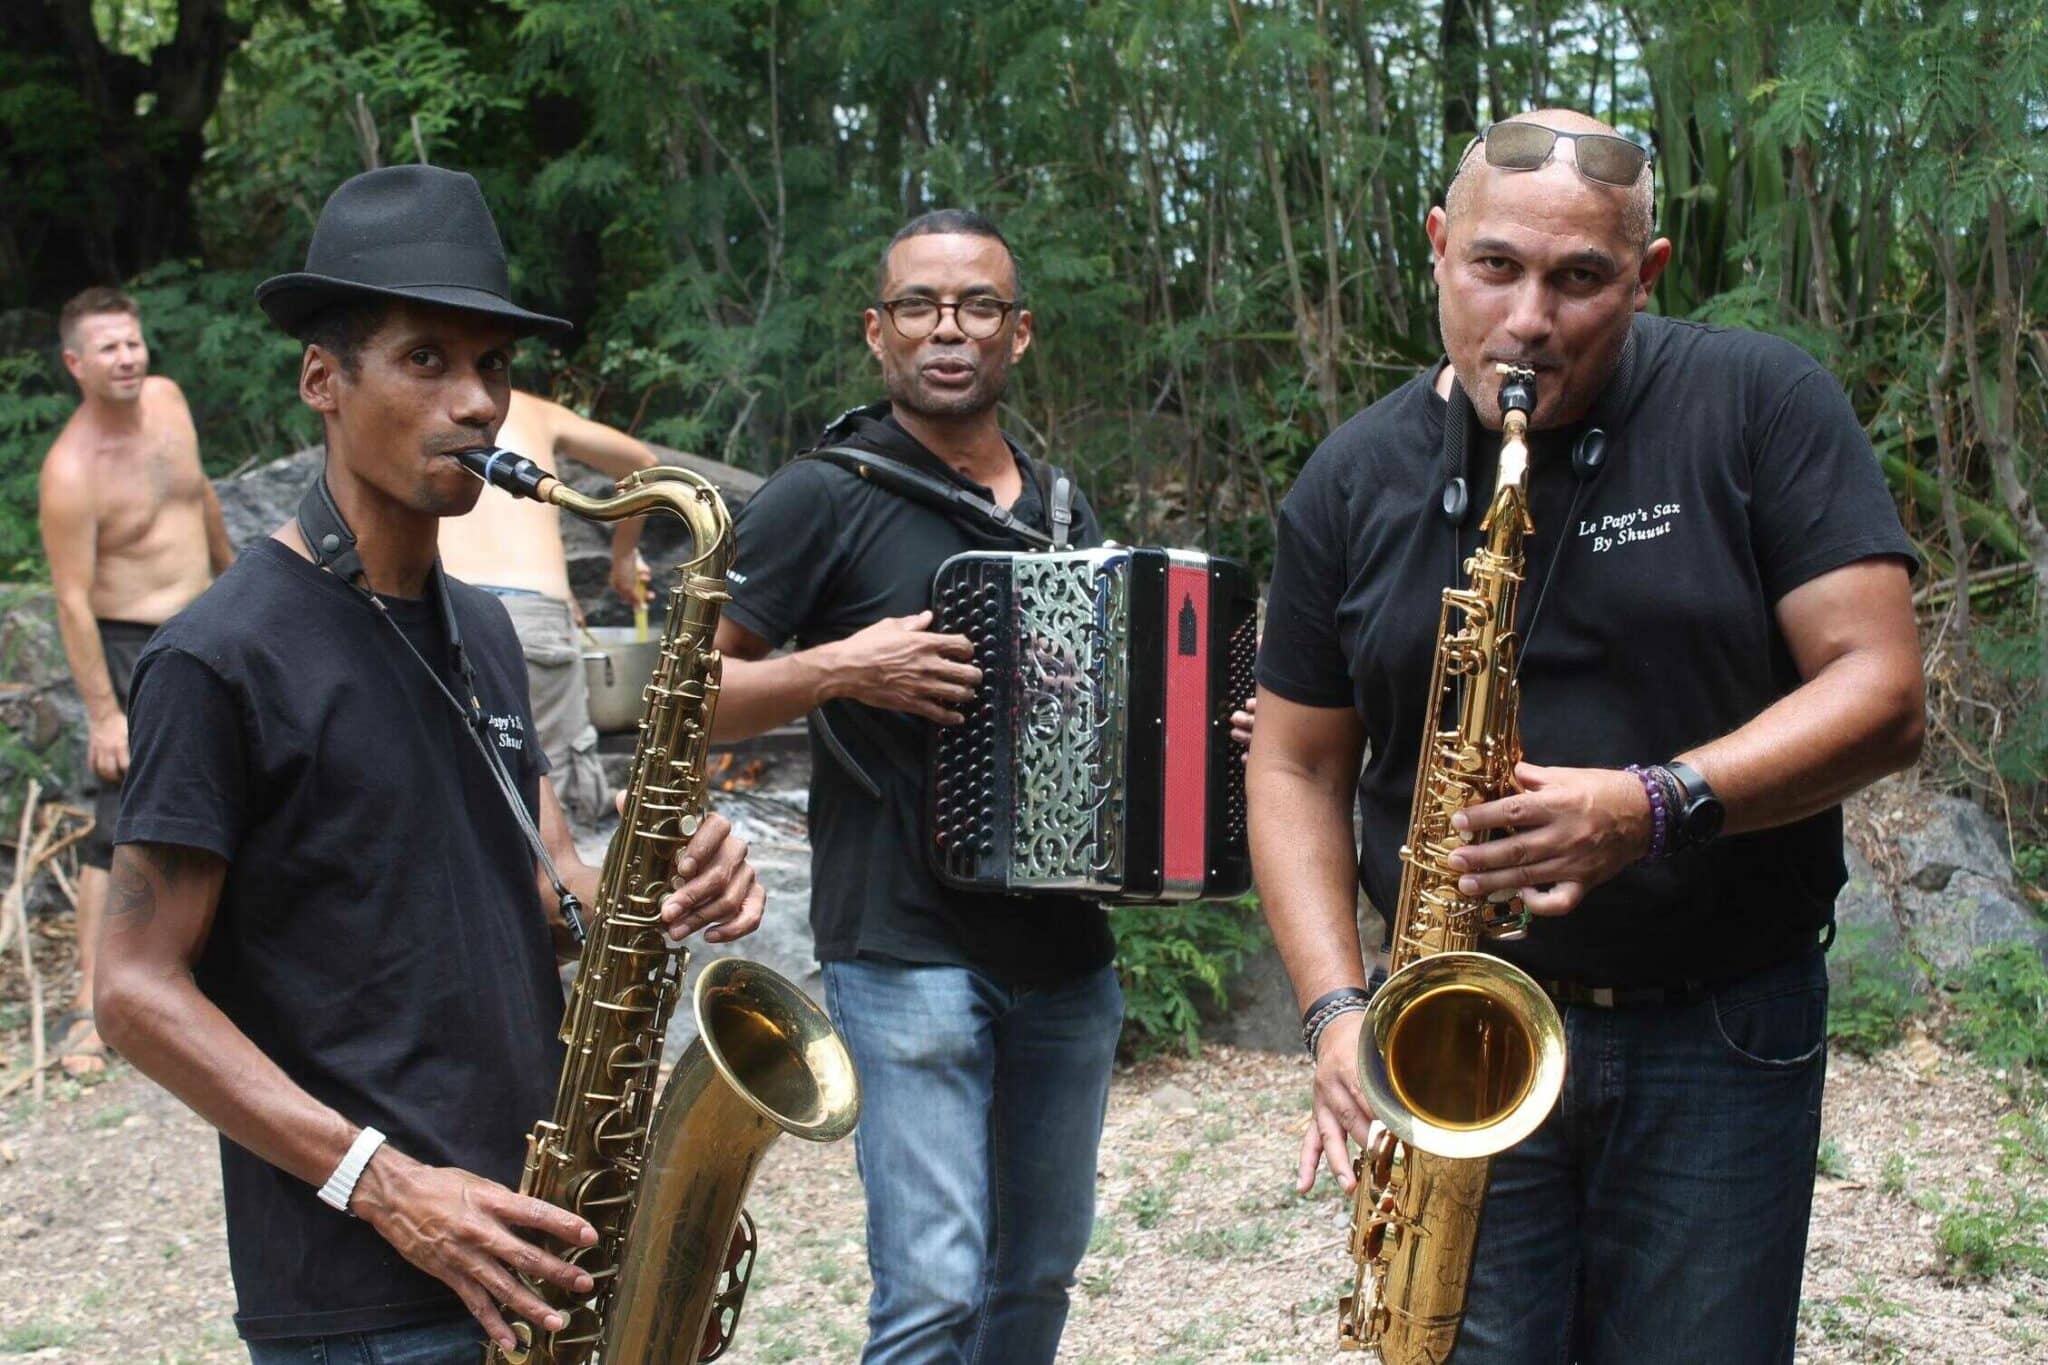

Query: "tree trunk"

xmin=1924 ymin=223 xmax=1973 ymax=651
xmin=1440 ymin=0 xmax=1481 ymax=162
xmin=1792 ymin=142 xmax=1841 ymax=333
xmin=1347 ymin=1 xmax=1411 ymax=337
xmin=1311 ymin=0 xmax=1345 ymax=425
xmin=0 ymin=0 xmax=247 ymax=309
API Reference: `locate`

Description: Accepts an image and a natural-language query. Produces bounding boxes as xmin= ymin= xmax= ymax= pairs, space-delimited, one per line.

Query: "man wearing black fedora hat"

xmin=93 ymin=164 xmax=767 ymax=1362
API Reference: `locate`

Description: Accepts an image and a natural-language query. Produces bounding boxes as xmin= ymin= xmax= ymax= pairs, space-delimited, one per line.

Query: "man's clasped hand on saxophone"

xmin=79 ymin=103 xmax=1923 ymax=1365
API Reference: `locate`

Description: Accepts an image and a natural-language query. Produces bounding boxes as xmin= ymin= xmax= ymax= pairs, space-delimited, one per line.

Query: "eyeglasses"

xmin=877 ymin=295 xmax=1020 ymax=340
xmin=1463 ymin=121 xmax=1654 ymax=189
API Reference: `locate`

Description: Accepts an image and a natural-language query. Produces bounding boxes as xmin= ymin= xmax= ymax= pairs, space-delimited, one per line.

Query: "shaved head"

xmin=1447 ymin=109 xmax=1655 ymax=251
xmin=1424 ymin=106 xmax=1671 ymax=430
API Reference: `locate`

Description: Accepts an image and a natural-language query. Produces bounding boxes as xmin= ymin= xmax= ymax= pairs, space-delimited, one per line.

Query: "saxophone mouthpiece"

xmin=456 ymin=446 xmax=554 ymax=501
xmin=1495 ymin=364 xmax=1538 ymax=419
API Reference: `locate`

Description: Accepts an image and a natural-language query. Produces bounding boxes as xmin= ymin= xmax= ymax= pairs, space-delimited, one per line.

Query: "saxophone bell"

xmin=1356 ymin=951 xmax=1564 ymax=1161
xmin=600 ymin=958 xmax=860 ymax=1363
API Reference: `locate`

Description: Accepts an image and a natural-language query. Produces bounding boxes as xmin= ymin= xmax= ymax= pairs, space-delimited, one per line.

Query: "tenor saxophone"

xmin=458 ymin=451 xmax=861 ymax=1365
xmin=1336 ymin=368 xmax=1568 ymax=1362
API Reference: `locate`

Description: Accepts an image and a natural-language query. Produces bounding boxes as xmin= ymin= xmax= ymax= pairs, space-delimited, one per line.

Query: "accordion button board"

xmin=928 ymin=546 xmax=1256 ymax=904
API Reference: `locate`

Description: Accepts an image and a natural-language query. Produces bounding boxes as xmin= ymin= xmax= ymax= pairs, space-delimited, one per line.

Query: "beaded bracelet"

xmin=1300 ymin=985 xmax=1372 ymax=1060
xmin=1625 ymin=763 xmax=1670 ymax=860
xmin=1651 ymin=764 xmax=1689 ymax=852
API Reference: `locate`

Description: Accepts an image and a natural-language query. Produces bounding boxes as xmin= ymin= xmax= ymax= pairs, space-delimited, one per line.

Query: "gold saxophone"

xmin=1336 ymin=367 xmax=1568 ymax=1363
xmin=458 ymin=453 xmax=861 ymax=1365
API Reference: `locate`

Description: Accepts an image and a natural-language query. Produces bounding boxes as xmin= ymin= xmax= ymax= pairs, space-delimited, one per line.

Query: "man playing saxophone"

xmin=93 ymin=166 xmax=766 ymax=1363
xmin=1248 ymin=109 xmax=1923 ymax=1362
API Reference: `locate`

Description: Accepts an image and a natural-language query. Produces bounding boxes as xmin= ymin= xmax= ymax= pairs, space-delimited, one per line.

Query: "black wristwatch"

xmin=1662 ymin=759 xmax=1724 ymax=850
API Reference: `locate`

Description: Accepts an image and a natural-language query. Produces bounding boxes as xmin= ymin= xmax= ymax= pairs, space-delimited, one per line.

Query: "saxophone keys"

xmin=498 ymin=1319 xmax=535 ymax=1363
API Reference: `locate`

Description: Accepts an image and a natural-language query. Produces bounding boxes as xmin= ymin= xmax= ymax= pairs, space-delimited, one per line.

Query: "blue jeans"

xmin=1453 ymin=948 xmax=1829 ymax=1364
xmin=245 ymin=1318 xmax=481 ymax=1365
xmin=822 ymin=957 xmax=1123 ymax=1365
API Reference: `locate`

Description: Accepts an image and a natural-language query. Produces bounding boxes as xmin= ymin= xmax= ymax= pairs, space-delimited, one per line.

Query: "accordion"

xmin=928 ymin=547 xmax=1257 ymax=903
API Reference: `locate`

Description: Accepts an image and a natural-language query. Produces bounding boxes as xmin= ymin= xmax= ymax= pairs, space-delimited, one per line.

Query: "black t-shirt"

xmin=724 ymin=405 xmax=1115 ymax=985
xmin=116 ymin=538 xmax=566 ymax=1340
xmin=1257 ymin=314 xmax=1917 ymax=986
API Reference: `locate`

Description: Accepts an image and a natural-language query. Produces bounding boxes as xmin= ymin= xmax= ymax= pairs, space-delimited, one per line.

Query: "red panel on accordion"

xmin=928 ymin=547 xmax=1256 ymax=903
xmin=1162 ymin=559 xmax=1211 ymax=894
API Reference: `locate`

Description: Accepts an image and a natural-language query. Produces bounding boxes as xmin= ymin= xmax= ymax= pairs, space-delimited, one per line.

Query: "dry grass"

xmin=2 ymin=1024 xmax=2043 ymax=1364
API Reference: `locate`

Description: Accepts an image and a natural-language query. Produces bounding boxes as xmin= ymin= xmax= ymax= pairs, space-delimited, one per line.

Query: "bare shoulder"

xmin=144 ymin=376 xmax=200 ymax=437
xmin=508 ymin=388 xmax=572 ymax=436
xmin=143 ymin=374 xmax=187 ymax=405
xmin=501 ymin=389 xmax=565 ymax=471
xmin=37 ymin=415 xmax=94 ymax=501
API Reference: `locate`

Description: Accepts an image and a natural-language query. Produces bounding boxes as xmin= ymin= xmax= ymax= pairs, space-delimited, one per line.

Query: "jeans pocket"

xmin=1708 ymin=981 xmax=1828 ymax=1070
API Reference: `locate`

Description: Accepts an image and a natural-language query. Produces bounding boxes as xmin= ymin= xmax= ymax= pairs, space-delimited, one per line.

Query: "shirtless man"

xmin=437 ymin=389 xmax=653 ymax=823
xmin=36 ymin=286 xmax=235 ymax=1075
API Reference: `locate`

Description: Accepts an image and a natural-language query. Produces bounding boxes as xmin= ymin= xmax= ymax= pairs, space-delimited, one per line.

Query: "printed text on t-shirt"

xmin=487 ymin=712 xmax=527 ymax=752
xmin=1577 ymin=503 xmax=1682 ymax=553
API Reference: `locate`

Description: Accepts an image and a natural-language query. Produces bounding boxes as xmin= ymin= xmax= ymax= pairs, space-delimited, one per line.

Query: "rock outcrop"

xmin=1837 ymin=787 xmax=2046 ymax=981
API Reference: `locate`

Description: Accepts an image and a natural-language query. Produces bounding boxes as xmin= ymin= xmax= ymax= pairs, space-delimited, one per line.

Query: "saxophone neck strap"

xmin=296 ymin=471 xmax=370 ymax=586
xmin=293 ymin=472 xmax=586 ymax=945
xmin=804 ymin=445 xmax=1062 ymax=551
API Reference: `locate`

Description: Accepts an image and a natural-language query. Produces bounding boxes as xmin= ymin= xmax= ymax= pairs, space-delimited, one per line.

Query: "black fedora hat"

xmin=256 ymin=165 xmax=572 ymax=341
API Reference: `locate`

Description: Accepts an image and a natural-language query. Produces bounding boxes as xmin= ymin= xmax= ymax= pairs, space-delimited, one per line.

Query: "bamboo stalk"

xmin=1913 ymin=561 xmax=2036 ymax=612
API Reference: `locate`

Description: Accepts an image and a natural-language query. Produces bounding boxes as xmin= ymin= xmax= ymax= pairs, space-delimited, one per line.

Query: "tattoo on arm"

xmin=107 ymin=843 xmax=205 ymax=930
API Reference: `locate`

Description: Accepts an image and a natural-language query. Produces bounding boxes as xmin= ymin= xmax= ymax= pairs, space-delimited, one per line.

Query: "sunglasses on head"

xmin=1465 ymin=121 xmax=1654 ymax=189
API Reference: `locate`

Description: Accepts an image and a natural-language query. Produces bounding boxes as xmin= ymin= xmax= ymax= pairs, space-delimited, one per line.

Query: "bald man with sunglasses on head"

xmin=1248 ymin=110 xmax=1923 ymax=1361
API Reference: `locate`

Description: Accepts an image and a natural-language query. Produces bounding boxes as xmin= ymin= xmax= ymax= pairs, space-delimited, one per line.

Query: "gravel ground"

xmin=2 ymin=983 xmax=2044 ymax=1365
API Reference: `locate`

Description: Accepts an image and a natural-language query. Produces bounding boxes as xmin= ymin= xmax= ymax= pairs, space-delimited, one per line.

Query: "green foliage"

xmin=2 ymin=1 xmax=2044 ymax=595
xmin=1935 ymin=1179 xmax=2048 ymax=1280
xmin=1827 ymin=923 xmax=1930 ymax=1056
xmin=0 ymin=348 xmax=69 ymax=575
xmin=126 ymin=262 xmax=316 ymax=469
xmin=0 ymin=1322 xmax=80 ymax=1355
xmin=1799 ymin=1275 xmax=1908 ymax=1362
xmin=2016 ymin=843 xmax=2048 ymax=890
xmin=1945 ymin=943 xmax=2048 ymax=1077
xmin=1975 ymin=607 xmax=2048 ymax=792
xmin=1122 ymin=1181 xmax=1173 ymax=1231
xmin=1997 ymin=1110 xmax=2048 ymax=1176
xmin=1114 ymin=896 xmax=1269 ymax=1058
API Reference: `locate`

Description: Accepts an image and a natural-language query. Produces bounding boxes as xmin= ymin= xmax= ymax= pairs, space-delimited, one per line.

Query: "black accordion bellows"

xmin=928 ymin=547 xmax=1257 ymax=903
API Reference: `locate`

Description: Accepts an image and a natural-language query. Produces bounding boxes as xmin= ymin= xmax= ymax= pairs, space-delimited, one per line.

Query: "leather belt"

xmin=1536 ymin=978 xmax=1713 ymax=1009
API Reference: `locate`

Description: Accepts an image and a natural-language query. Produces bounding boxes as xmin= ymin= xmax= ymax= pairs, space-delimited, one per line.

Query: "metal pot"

xmin=582 ymin=625 xmax=662 ymax=733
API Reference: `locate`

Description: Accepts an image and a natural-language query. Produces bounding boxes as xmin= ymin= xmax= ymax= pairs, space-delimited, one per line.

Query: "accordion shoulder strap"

xmin=806 ymin=445 xmax=1058 ymax=551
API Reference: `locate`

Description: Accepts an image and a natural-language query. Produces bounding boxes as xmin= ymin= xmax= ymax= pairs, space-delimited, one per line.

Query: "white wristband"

xmin=317 ymin=1126 xmax=387 ymax=1215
